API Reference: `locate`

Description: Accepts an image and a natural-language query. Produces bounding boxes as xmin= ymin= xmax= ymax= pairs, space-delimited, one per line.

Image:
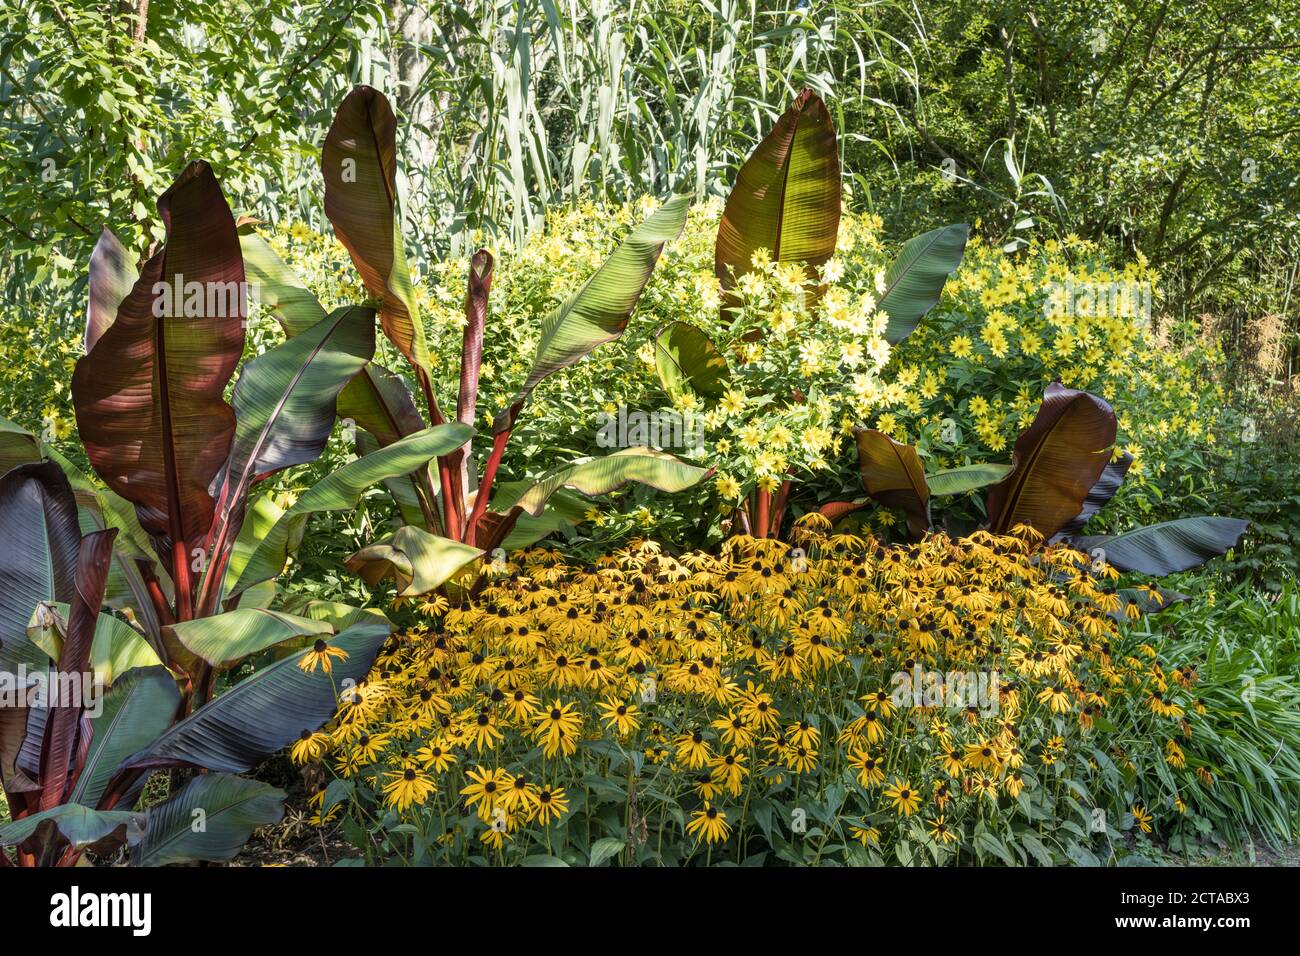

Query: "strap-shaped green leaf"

xmin=229 ymin=423 xmax=470 ymax=597
xmin=879 ymin=224 xmax=969 ymax=344
xmin=495 ymin=195 xmax=690 ymax=433
xmin=122 ymin=617 xmax=390 ymax=774
xmin=925 ymin=462 xmax=1013 ymax=497
xmin=0 ymin=414 xmax=42 ymax=477
xmin=509 ymin=447 xmax=711 ymax=517
xmin=166 ymin=608 xmax=333 ymax=668
xmin=132 ymin=772 xmax=284 ymax=866
xmin=0 ymin=803 xmax=143 ymax=850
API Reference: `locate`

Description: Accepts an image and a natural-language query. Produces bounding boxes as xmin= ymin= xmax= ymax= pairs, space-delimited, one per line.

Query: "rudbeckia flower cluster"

xmin=305 ymin=516 xmax=1218 ymax=864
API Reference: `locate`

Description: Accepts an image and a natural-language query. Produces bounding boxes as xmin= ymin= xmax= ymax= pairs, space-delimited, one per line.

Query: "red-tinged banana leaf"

xmin=855 ymin=428 xmax=931 ymax=539
xmin=322 ymin=86 xmax=431 ymax=384
xmin=0 ymin=461 xmax=82 ymax=673
xmin=345 ymin=526 xmax=482 ymax=597
xmin=878 ymin=224 xmax=969 ymax=344
xmin=71 ymin=161 xmax=246 ymax=583
xmin=654 ymin=321 xmax=730 ymax=404
xmin=85 ymin=226 xmax=137 ymax=354
xmin=199 ymin=306 xmax=377 ymax=613
xmin=985 ymin=382 xmax=1117 ymax=539
xmin=0 ymin=804 xmax=144 ymax=854
xmin=39 ymin=528 xmax=116 ymax=810
xmin=119 ymin=616 xmax=390 ymax=774
xmin=1071 ymin=517 xmax=1249 ymax=577
xmin=452 ymin=249 xmax=494 ymax=487
xmin=819 ymin=499 xmax=868 ymax=524
xmin=493 ymin=195 xmax=690 ymax=434
xmin=1051 ymin=450 xmax=1134 ymax=541
xmin=715 ymin=88 xmax=840 ymax=307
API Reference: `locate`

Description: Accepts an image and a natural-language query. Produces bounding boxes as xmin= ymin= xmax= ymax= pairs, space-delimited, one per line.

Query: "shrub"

xmin=305 ymin=520 xmax=1291 ymax=866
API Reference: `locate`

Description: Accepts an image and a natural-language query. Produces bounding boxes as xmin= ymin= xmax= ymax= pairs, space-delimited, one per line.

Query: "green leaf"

xmin=132 ymin=772 xmax=284 ymax=866
xmin=70 ymin=666 xmax=179 ymax=808
xmin=229 ymin=423 xmax=471 ymax=597
xmin=509 ymin=447 xmax=712 ymax=518
xmin=879 ymin=224 xmax=969 ymax=344
xmin=654 ymin=321 xmax=730 ymax=404
xmin=0 ymin=803 xmax=143 ymax=850
xmin=1072 ymin=517 xmax=1249 ymax=576
xmin=27 ymin=602 xmax=163 ymax=687
xmin=0 ymin=415 xmax=42 ymax=477
xmin=345 ymin=526 xmax=482 ymax=597
xmin=715 ymin=89 xmax=840 ymax=299
xmin=121 ymin=617 xmax=390 ymax=774
xmin=494 ymin=195 xmax=690 ymax=433
xmin=166 ymin=608 xmax=334 ymax=668
xmin=588 ymin=836 xmax=625 ymax=867
xmin=925 ymin=463 xmax=1013 ymax=497
xmin=238 ymin=230 xmax=326 ymax=336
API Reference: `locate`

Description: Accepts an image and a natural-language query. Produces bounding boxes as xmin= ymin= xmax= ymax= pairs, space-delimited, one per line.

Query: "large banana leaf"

xmin=0 ymin=803 xmax=143 ymax=852
xmin=0 ymin=462 xmax=81 ymax=673
xmin=0 ymin=414 xmax=42 ymax=477
xmin=925 ymin=462 xmax=1013 ymax=497
xmin=345 ymin=526 xmax=482 ymax=597
xmin=1071 ymin=517 xmax=1249 ymax=576
xmin=1052 ymin=451 xmax=1134 ymax=540
xmin=494 ymin=195 xmax=690 ymax=434
xmin=510 ymin=447 xmax=711 ymax=517
xmin=322 ymin=86 xmax=430 ymax=380
xmin=855 ymin=429 xmax=931 ymax=538
xmin=121 ymin=617 xmax=389 ymax=774
xmin=69 ymin=666 xmax=179 ymax=809
xmin=654 ymin=321 xmax=730 ymax=404
xmin=715 ymin=89 xmax=840 ymax=300
xmin=71 ymin=161 xmax=245 ymax=563
xmin=985 ymin=383 xmax=1117 ymax=538
xmin=228 ymin=423 xmax=470 ymax=597
xmin=85 ymin=226 xmax=137 ymax=354
xmin=879 ymin=224 xmax=970 ymax=344
xmin=131 ymin=772 xmax=284 ymax=866
xmin=40 ymin=529 xmax=116 ymax=810
xmin=166 ymin=608 xmax=333 ymax=669
xmin=201 ymin=306 xmax=376 ymax=610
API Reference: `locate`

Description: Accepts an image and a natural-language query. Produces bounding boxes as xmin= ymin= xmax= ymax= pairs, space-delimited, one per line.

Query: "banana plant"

xmin=0 ymin=460 xmax=389 ymax=868
xmin=239 ymin=86 xmax=709 ymax=596
xmin=826 ymin=382 xmax=1248 ymax=582
xmin=647 ymin=88 xmax=969 ymax=537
